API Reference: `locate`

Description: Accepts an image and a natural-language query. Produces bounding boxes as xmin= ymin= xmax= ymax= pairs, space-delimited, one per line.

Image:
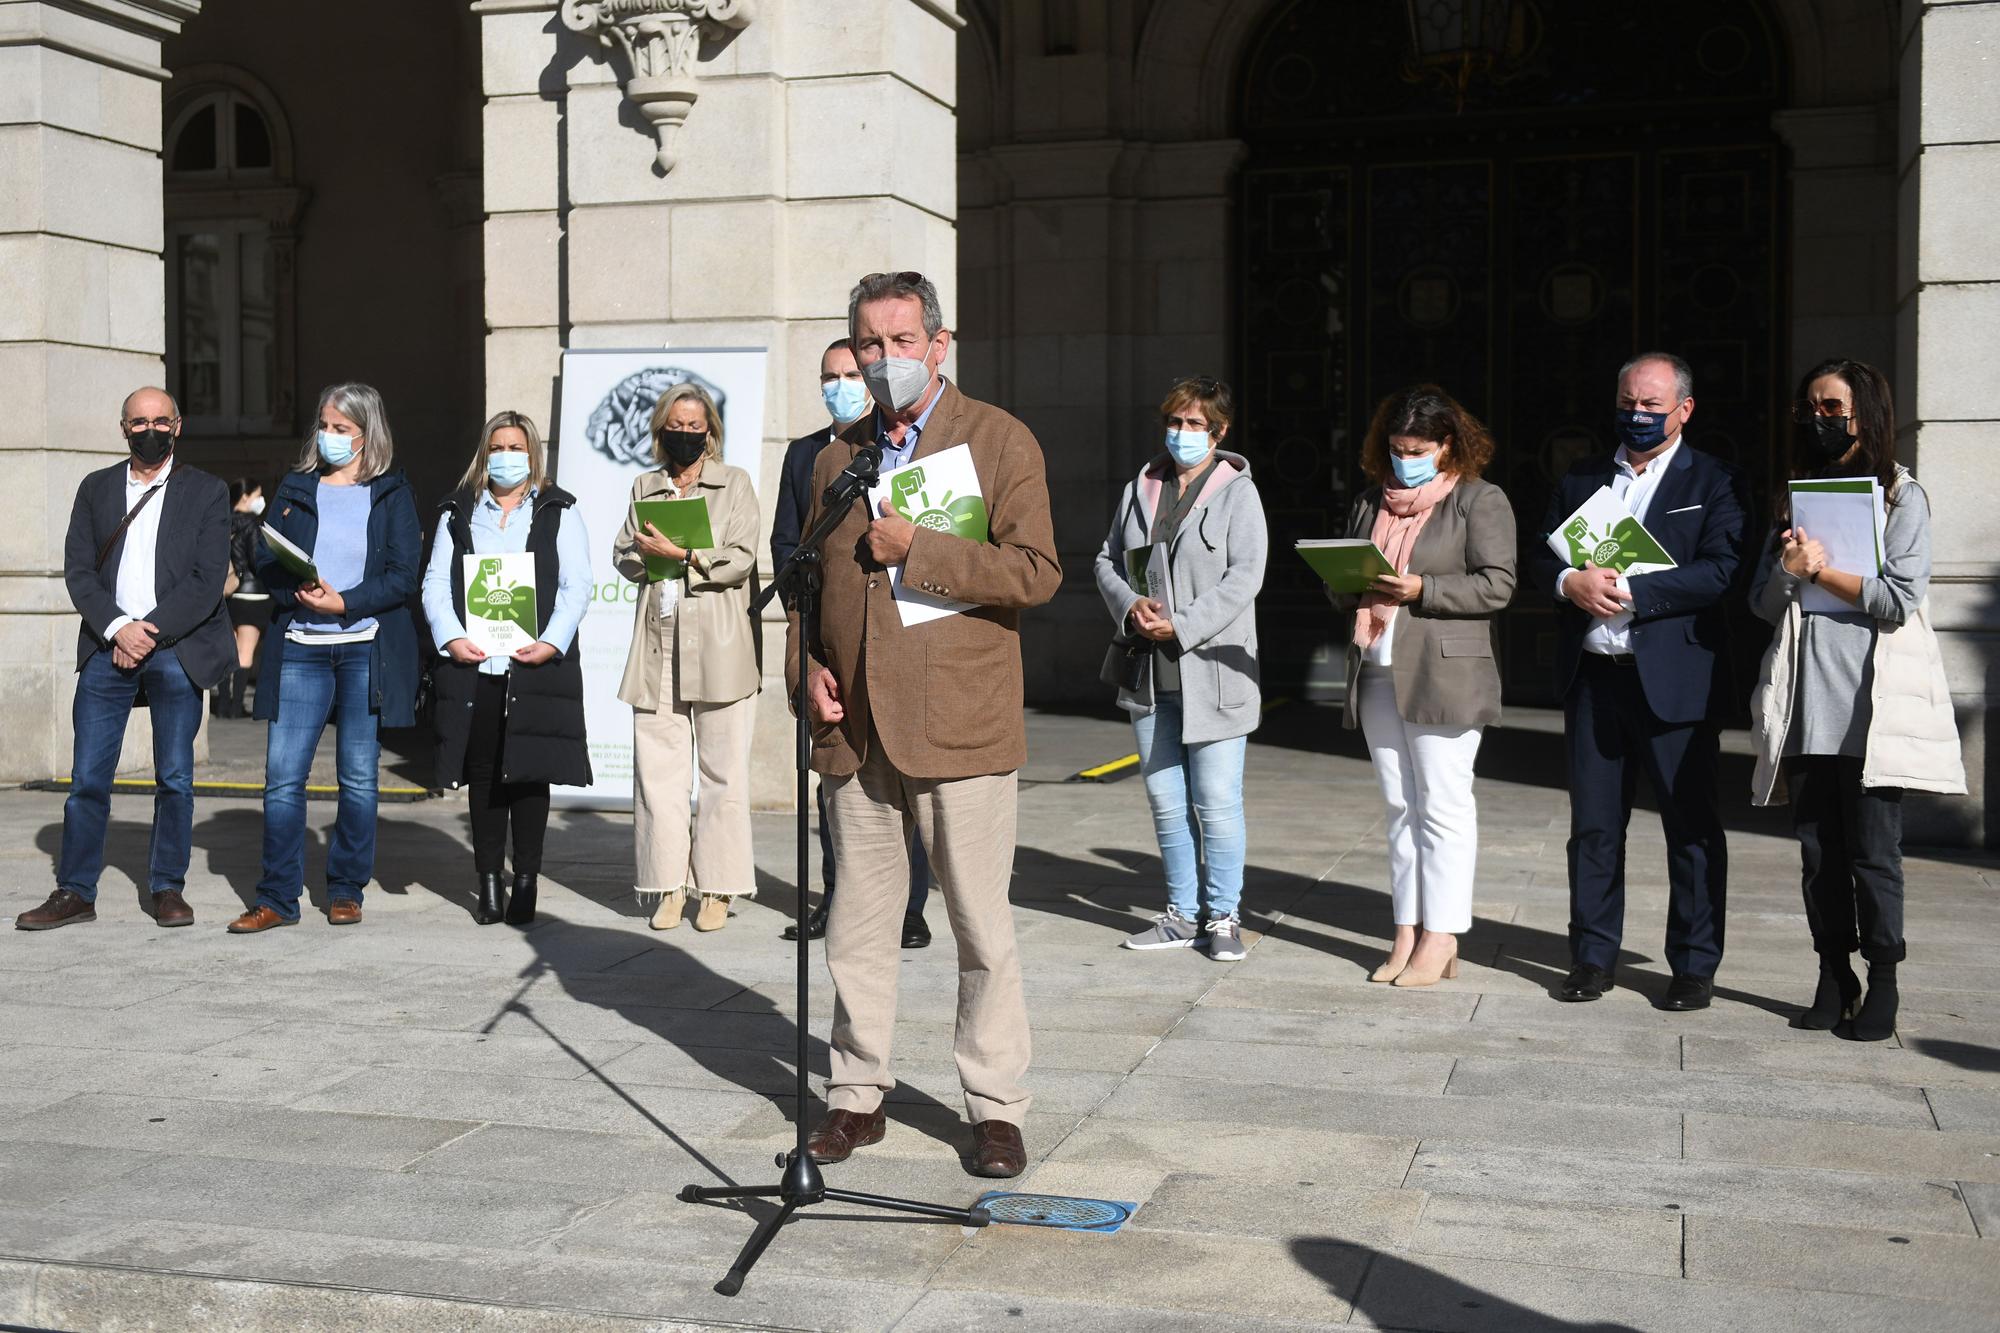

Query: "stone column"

xmin=0 ymin=0 xmax=202 ymax=781
xmin=1897 ymin=0 xmax=2000 ymax=845
xmin=473 ymin=0 xmax=962 ymax=808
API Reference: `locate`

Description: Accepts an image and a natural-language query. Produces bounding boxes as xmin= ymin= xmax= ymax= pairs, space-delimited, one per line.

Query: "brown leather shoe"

xmin=327 ymin=899 xmax=362 ymax=926
xmin=805 ymin=1108 xmax=886 ymax=1164
xmin=152 ymin=890 xmax=194 ymax=928
xmin=227 ymin=905 xmax=297 ymax=934
xmin=16 ymin=889 xmax=95 ymax=931
xmin=970 ymin=1120 xmax=1026 ymax=1179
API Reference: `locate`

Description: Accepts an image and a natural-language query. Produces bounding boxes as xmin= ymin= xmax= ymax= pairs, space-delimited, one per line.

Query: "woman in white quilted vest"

xmin=1748 ymin=357 xmax=1965 ymax=1043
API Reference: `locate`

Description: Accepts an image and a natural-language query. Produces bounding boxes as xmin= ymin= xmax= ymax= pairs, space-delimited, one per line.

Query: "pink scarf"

xmin=1354 ymin=473 xmax=1458 ymax=651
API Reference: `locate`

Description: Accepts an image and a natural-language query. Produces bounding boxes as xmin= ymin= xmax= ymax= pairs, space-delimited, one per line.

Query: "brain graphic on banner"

xmin=583 ymin=367 xmax=728 ymax=467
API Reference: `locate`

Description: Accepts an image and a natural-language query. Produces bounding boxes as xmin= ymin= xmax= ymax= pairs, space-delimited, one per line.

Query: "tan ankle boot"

xmin=649 ymin=888 xmax=687 ymax=931
xmin=694 ymin=893 xmax=729 ymax=932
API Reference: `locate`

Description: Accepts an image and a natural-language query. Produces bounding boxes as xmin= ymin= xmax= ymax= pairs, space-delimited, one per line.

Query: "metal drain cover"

xmin=975 ymin=1191 xmax=1136 ymax=1233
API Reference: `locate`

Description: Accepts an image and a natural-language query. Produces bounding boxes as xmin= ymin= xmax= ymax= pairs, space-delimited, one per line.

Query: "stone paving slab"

xmin=1 ymin=706 xmax=1996 ymax=1330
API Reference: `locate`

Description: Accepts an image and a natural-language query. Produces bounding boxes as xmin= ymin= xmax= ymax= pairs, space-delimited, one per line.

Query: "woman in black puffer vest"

xmin=422 ymin=411 xmax=594 ymax=925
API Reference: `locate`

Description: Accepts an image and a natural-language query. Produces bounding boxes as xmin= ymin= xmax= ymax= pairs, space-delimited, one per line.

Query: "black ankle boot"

xmin=504 ymin=873 xmax=537 ymax=927
xmin=1791 ymin=956 xmax=1861 ymax=1030
xmin=474 ymin=872 xmax=507 ymax=925
xmin=1842 ymin=961 xmax=1898 ymax=1042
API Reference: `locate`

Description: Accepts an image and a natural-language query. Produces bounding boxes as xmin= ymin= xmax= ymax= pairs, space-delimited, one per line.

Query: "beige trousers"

xmin=824 ymin=738 xmax=1031 ymax=1125
xmin=631 ymin=622 xmax=757 ymax=898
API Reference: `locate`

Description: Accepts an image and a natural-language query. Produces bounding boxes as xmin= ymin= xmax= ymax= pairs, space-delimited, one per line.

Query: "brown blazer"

xmin=1339 ymin=477 xmax=1517 ymax=730
xmin=784 ymin=380 xmax=1062 ymax=780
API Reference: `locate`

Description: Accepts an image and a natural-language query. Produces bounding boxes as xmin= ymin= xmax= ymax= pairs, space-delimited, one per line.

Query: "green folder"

xmin=1295 ymin=539 xmax=1394 ymax=594
xmin=632 ymin=497 xmax=714 ymax=581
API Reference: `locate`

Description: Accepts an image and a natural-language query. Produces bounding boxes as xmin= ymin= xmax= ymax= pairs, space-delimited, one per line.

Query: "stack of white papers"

xmin=1790 ymin=479 xmax=1886 ymax=614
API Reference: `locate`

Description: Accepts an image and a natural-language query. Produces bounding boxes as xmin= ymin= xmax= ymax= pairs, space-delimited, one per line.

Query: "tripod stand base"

xmin=681 ymin=1154 xmax=992 ymax=1297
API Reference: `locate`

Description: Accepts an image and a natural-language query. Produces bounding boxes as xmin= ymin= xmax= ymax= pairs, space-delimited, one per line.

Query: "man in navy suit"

xmin=1529 ymin=353 xmax=1748 ymax=1010
xmin=771 ymin=337 xmax=933 ymax=949
xmin=16 ymin=387 xmax=234 ymax=931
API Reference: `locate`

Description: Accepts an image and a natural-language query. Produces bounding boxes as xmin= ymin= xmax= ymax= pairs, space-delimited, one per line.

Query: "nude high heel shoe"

xmin=1370 ymin=956 xmax=1409 ymax=983
xmin=1392 ymin=941 xmax=1459 ymax=988
xmin=649 ymin=888 xmax=687 ymax=930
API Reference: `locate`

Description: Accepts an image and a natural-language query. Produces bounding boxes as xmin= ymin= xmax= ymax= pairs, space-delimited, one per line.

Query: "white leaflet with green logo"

xmin=866 ymin=442 xmax=988 ymax=626
xmin=1545 ymin=485 xmax=1677 ymax=576
xmin=462 ymin=552 xmax=538 ymax=656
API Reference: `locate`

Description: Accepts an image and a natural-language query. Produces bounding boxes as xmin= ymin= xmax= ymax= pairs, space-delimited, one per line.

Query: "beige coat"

xmin=614 ymin=460 xmax=760 ymax=708
xmin=1338 ymin=477 xmax=1518 ymax=730
xmin=783 ymin=381 xmax=1062 ymax=780
xmin=1750 ymin=591 xmax=1966 ymax=805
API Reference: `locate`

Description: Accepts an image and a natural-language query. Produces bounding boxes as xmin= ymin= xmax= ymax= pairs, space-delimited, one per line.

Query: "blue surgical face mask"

xmin=822 ymin=377 xmax=870 ymax=424
xmin=1390 ymin=450 xmax=1438 ymax=488
xmin=1613 ymin=406 xmax=1678 ymax=452
xmin=487 ymin=451 xmax=531 ymax=488
xmin=317 ymin=430 xmax=356 ymax=467
xmin=1165 ymin=428 xmax=1211 ymax=467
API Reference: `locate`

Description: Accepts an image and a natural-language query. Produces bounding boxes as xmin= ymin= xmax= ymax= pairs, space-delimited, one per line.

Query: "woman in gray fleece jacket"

xmin=1092 ymin=376 xmax=1268 ymax=962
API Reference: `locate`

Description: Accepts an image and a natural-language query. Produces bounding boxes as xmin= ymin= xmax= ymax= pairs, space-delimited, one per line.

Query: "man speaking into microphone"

xmin=786 ymin=271 xmax=1060 ymax=1178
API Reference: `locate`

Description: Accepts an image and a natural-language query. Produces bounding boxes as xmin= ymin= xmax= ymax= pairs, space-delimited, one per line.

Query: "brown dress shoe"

xmin=805 ymin=1108 xmax=886 ymax=1164
xmin=16 ymin=889 xmax=95 ymax=931
xmin=970 ymin=1120 xmax=1026 ymax=1179
xmin=327 ymin=899 xmax=362 ymax=926
xmin=152 ymin=890 xmax=194 ymax=928
xmin=227 ymin=905 xmax=297 ymax=934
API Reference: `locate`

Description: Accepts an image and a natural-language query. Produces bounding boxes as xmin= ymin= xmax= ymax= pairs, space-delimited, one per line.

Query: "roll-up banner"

xmin=551 ymin=347 xmax=769 ymax=809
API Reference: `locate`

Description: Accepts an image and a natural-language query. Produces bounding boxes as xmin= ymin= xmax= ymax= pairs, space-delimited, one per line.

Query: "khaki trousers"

xmin=631 ymin=620 xmax=757 ymax=897
xmin=824 ymin=738 xmax=1031 ymax=1125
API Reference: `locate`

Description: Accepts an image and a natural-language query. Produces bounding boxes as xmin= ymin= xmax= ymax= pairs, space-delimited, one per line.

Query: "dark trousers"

xmin=1787 ymin=755 xmax=1905 ymax=963
xmin=815 ymin=780 xmax=930 ymax=913
xmin=466 ymin=673 xmax=550 ymax=877
xmin=58 ymin=648 xmax=203 ymax=902
xmin=1564 ymin=653 xmax=1728 ymax=976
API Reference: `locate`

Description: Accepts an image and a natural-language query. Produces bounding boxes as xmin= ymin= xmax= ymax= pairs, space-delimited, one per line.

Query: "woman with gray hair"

xmin=229 ymin=383 xmax=422 ymax=934
xmin=613 ymin=383 xmax=761 ymax=933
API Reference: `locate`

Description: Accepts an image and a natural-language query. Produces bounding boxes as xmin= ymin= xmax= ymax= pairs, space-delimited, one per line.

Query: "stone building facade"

xmin=3 ymin=0 xmax=1996 ymax=841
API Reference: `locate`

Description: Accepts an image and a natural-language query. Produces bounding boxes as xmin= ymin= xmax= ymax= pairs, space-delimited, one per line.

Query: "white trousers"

xmin=1357 ymin=666 xmax=1483 ymax=934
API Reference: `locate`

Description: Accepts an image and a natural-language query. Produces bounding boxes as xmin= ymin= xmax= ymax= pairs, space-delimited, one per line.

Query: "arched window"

xmin=164 ymin=69 xmax=306 ymax=436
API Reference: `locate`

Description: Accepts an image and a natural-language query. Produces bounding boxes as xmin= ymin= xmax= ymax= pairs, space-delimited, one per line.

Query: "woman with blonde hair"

xmin=423 ymin=411 xmax=594 ymax=926
xmin=613 ymin=383 xmax=760 ymax=932
xmin=1339 ymin=384 xmax=1516 ymax=986
xmin=231 ymin=383 xmax=422 ymax=933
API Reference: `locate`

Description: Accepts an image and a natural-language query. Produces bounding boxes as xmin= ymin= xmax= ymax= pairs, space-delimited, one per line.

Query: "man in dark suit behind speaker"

xmin=16 ymin=387 xmax=234 ymax=931
xmin=1528 ymin=353 xmax=1750 ymax=1012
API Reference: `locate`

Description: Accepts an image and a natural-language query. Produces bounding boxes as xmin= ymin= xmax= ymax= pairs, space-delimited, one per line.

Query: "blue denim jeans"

xmin=257 ymin=639 xmax=379 ymax=917
xmin=57 ymin=648 xmax=203 ymax=903
xmin=1131 ymin=692 xmax=1248 ymax=922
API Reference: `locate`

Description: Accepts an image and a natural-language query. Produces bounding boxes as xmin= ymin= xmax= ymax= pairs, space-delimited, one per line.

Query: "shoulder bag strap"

xmin=96 ymin=476 xmax=169 ymax=572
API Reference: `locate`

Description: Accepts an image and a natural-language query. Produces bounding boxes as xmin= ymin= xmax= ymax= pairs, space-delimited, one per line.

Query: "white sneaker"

xmin=1122 ymin=907 xmax=1201 ymax=950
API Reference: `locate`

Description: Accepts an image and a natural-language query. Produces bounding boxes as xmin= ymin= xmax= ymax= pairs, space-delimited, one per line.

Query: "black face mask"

xmin=659 ymin=429 xmax=707 ymax=468
xmin=128 ymin=427 xmax=175 ymax=466
xmin=1797 ymin=415 xmax=1855 ymax=467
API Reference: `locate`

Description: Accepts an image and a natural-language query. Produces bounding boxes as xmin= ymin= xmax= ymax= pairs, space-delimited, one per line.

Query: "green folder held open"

xmin=632 ymin=496 xmax=714 ymax=581
xmin=1295 ymin=539 xmax=1394 ymax=594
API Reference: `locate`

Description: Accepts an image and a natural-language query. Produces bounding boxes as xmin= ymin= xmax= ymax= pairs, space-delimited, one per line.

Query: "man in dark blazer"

xmin=772 ymin=335 xmax=932 ymax=950
xmin=16 ymin=387 xmax=233 ymax=930
xmin=1528 ymin=353 xmax=1748 ymax=1011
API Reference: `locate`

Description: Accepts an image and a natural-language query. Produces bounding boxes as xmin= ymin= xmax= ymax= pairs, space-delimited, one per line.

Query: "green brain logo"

xmin=890 ymin=466 xmax=988 ymax=540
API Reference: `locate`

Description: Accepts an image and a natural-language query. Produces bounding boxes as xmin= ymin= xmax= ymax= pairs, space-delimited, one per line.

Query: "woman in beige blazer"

xmin=613 ymin=384 xmax=760 ymax=933
xmin=1340 ymin=385 xmax=1516 ymax=988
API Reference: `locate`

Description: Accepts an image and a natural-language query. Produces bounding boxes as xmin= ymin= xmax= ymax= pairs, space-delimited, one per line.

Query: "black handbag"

xmin=1099 ymin=634 xmax=1152 ymax=692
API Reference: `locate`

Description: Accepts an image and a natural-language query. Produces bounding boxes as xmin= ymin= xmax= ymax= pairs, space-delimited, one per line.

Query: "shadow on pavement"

xmin=1903 ymin=1037 xmax=2000 ymax=1073
xmin=1290 ymin=1239 xmax=1645 ymax=1332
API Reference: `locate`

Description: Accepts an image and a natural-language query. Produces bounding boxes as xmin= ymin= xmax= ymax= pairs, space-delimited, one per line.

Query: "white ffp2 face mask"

xmin=863 ymin=351 xmax=934 ymax=413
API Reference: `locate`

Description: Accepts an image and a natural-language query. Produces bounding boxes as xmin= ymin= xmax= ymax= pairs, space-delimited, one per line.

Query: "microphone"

xmin=822 ymin=442 xmax=883 ymax=508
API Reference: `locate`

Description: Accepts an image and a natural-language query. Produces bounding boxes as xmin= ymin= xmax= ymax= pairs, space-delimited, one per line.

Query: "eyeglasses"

xmin=123 ymin=417 xmax=179 ymax=431
xmin=1791 ymin=401 xmax=1853 ymax=424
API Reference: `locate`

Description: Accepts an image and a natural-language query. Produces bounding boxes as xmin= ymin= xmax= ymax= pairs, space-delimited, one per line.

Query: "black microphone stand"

xmin=678 ymin=444 xmax=991 ymax=1297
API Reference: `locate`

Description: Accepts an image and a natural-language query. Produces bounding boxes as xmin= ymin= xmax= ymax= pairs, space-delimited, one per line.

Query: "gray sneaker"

xmin=1122 ymin=907 xmax=1201 ymax=950
xmin=1204 ymin=916 xmax=1246 ymax=962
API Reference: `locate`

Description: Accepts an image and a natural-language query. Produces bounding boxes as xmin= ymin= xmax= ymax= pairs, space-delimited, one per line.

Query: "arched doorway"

xmin=1237 ymin=0 xmax=1786 ymax=703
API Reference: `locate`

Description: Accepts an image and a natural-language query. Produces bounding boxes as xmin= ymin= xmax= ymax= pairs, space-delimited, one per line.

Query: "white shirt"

xmin=104 ymin=458 xmax=174 ymax=640
xmin=1555 ymin=438 xmax=1681 ymax=656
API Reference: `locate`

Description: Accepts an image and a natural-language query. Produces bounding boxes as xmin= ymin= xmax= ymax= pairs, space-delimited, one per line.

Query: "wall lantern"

xmin=1404 ymin=0 xmax=1516 ymax=112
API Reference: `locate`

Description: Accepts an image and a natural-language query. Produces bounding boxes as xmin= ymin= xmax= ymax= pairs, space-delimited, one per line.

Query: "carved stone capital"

xmin=559 ymin=0 xmax=754 ymax=174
